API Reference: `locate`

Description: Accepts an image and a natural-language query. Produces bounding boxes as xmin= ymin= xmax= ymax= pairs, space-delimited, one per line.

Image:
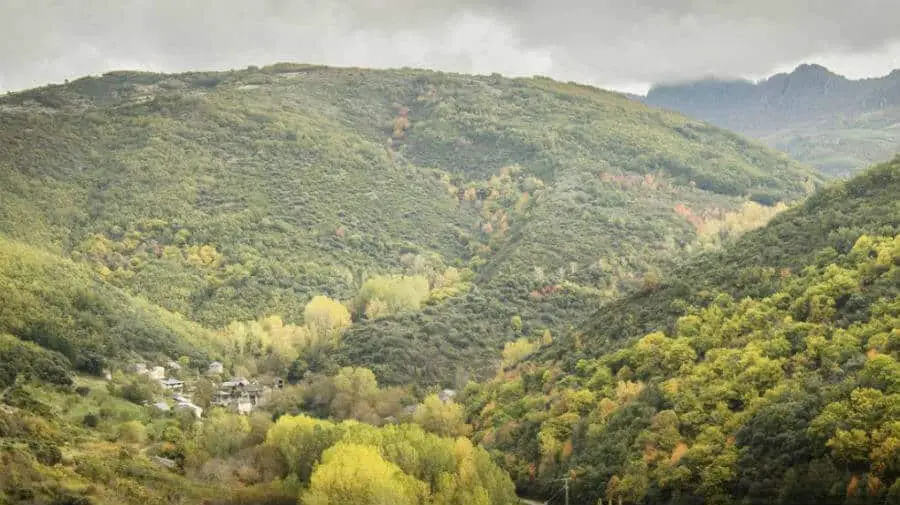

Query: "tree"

xmin=112 ymin=373 xmax=162 ymax=405
xmin=192 ymin=378 xmax=216 ymax=410
xmin=859 ymin=355 xmax=900 ymax=393
xmin=200 ymin=409 xmax=251 ymax=458
xmin=303 ymin=296 xmax=351 ymax=343
xmin=331 ymin=367 xmax=381 ymax=423
xmin=116 ymin=420 xmax=147 ymax=444
xmin=501 ymin=338 xmax=537 ymax=368
xmin=247 ymin=411 xmax=274 ymax=445
xmin=355 ymin=275 xmax=430 ymax=319
xmin=303 ymin=442 xmax=427 ymax=505
xmin=266 ymin=414 xmax=336 ymax=481
xmin=413 ymin=394 xmax=471 ymax=438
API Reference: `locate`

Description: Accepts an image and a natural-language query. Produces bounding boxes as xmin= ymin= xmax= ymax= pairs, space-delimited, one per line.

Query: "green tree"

xmin=355 ymin=275 xmax=430 ymax=319
xmin=116 ymin=420 xmax=147 ymax=444
xmin=501 ymin=338 xmax=537 ymax=368
xmin=266 ymin=414 xmax=336 ymax=481
xmin=111 ymin=373 xmax=162 ymax=405
xmin=412 ymin=394 xmax=471 ymax=438
xmin=192 ymin=377 xmax=216 ymax=410
xmin=331 ymin=367 xmax=381 ymax=423
xmin=200 ymin=409 xmax=251 ymax=458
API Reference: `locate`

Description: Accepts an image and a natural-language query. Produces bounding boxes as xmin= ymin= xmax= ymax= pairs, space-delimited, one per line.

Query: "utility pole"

xmin=562 ymin=476 xmax=570 ymax=505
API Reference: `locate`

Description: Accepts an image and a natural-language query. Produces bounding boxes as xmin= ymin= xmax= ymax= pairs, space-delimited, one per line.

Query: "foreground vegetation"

xmin=0 ymin=372 xmax=515 ymax=505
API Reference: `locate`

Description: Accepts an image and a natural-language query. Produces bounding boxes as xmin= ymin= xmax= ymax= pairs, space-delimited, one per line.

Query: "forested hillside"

xmin=1 ymin=63 xmax=896 ymax=505
xmin=0 ymin=63 xmax=817 ymax=385
xmin=643 ymin=64 xmax=900 ymax=176
xmin=0 ymin=235 xmax=221 ymax=383
xmin=464 ymin=158 xmax=900 ymax=504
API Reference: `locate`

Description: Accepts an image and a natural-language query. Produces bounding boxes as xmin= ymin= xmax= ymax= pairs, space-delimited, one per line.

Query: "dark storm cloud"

xmin=2 ymin=1 xmax=899 ymax=92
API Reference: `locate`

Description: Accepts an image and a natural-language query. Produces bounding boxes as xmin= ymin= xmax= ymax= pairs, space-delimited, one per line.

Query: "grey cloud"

xmin=1 ymin=1 xmax=899 ymax=92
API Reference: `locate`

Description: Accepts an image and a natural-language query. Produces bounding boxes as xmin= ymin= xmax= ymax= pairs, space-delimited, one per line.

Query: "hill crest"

xmin=642 ymin=63 xmax=900 ymax=176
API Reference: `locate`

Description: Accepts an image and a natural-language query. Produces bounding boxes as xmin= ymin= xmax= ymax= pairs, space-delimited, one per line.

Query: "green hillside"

xmin=464 ymin=158 xmax=900 ymax=504
xmin=1 ymin=63 xmax=895 ymax=505
xmin=0 ymin=64 xmax=817 ymax=385
xmin=643 ymin=64 xmax=900 ymax=177
xmin=0 ymin=234 xmax=220 ymax=383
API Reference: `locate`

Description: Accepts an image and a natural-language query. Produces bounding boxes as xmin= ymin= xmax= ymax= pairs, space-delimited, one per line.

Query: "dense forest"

xmin=0 ymin=63 xmax=817 ymax=385
xmin=0 ymin=63 xmax=896 ymax=505
xmin=464 ymin=158 xmax=900 ymax=504
xmin=643 ymin=64 xmax=900 ymax=177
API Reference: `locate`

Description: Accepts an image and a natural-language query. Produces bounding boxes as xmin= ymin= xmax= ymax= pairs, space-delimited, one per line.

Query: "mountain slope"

xmin=464 ymin=157 xmax=900 ymax=504
xmin=643 ymin=64 xmax=900 ymax=176
xmin=0 ymin=234 xmax=220 ymax=381
xmin=556 ymin=155 xmax=900 ymax=363
xmin=0 ymin=64 xmax=818 ymax=385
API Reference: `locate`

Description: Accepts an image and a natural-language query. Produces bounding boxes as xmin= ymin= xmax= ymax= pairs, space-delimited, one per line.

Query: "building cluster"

xmin=211 ymin=376 xmax=284 ymax=414
xmin=130 ymin=360 xmax=284 ymax=418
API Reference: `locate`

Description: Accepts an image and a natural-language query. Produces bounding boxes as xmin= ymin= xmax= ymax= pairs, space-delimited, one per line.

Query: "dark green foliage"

xmin=82 ymin=413 xmax=99 ymax=428
xmin=27 ymin=439 xmax=62 ymax=466
xmin=111 ymin=374 xmax=162 ymax=405
xmin=1 ymin=65 xmax=897 ymax=505
xmin=0 ymin=334 xmax=72 ymax=387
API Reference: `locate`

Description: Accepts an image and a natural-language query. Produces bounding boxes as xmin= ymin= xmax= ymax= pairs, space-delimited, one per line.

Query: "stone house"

xmin=207 ymin=361 xmax=224 ymax=375
xmin=160 ymin=378 xmax=184 ymax=392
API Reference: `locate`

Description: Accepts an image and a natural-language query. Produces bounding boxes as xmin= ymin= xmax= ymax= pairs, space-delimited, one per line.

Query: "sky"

xmin=2 ymin=1 xmax=900 ymax=94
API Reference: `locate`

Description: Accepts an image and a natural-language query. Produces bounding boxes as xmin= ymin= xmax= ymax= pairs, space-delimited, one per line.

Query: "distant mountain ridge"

xmin=641 ymin=64 xmax=900 ymax=176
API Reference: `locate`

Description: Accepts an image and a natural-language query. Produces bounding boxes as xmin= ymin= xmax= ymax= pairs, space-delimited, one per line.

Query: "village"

xmin=127 ymin=360 xmax=285 ymax=419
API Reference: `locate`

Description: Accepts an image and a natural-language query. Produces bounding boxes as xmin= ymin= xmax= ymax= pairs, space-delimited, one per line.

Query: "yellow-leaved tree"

xmin=303 ymin=295 xmax=352 ymax=345
xmin=331 ymin=367 xmax=381 ymax=423
xmin=355 ymin=275 xmax=429 ymax=319
xmin=303 ymin=442 xmax=427 ymax=505
xmin=265 ymin=414 xmax=335 ymax=481
xmin=501 ymin=338 xmax=538 ymax=368
xmin=413 ymin=394 xmax=471 ymax=438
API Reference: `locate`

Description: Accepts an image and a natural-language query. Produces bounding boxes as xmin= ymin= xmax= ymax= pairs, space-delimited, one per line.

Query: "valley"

xmin=0 ymin=63 xmax=896 ymax=505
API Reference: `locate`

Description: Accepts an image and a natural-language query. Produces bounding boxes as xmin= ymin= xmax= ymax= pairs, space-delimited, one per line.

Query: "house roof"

xmin=222 ymin=377 xmax=250 ymax=387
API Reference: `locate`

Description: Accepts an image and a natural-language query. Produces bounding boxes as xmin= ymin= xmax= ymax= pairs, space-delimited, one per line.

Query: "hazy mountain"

xmin=643 ymin=64 xmax=900 ymax=176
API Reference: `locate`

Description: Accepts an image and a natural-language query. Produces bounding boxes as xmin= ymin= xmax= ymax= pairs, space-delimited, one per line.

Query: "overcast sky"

xmin=2 ymin=1 xmax=900 ymax=94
